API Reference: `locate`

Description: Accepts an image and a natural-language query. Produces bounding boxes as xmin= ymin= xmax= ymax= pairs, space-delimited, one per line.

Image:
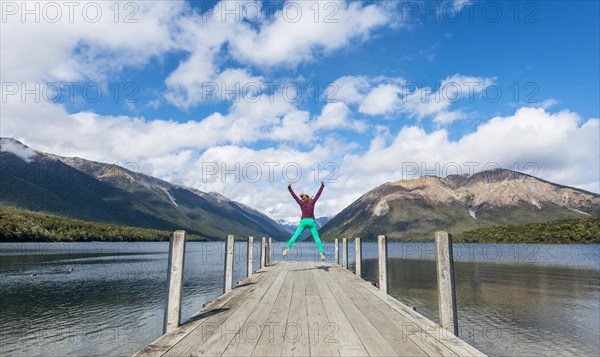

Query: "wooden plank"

xmin=281 ymin=262 xmax=310 ymax=356
xmin=304 ymin=263 xmax=340 ymax=356
xmin=189 ymin=262 xmax=289 ymax=356
xmin=435 ymin=231 xmax=458 ymax=336
xmin=224 ymin=235 xmax=234 ymax=294
xmin=336 ymin=267 xmax=484 ymax=356
xmin=327 ymin=266 xmax=428 ymax=356
xmin=318 ymin=265 xmax=399 ymax=356
xmin=161 ymin=263 xmax=286 ymax=357
xmin=333 ymin=266 xmax=462 ymax=357
xmin=363 ymin=285 xmax=483 ymax=356
xmin=220 ymin=262 xmax=291 ymax=356
xmin=311 ymin=263 xmax=368 ymax=356
xmin=164 ymin=230 xmax=186 ymax=334
xmin=134 ymin=262 xmax=274 ymax=357
xmin=139 ymin=260 xmax=484 ymax=357
xmin=251 ymin=262 xmax=295 ymax=356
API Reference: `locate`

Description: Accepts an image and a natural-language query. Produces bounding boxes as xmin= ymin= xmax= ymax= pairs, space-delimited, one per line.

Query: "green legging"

xmin=285 ymin=218 xmax=324 ymax=253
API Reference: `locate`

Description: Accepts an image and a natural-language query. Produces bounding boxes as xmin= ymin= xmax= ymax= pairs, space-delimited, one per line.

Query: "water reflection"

xmin=0 ymin=242 xmax=598 ymax=356
xmin=361 ymin=258 xmax=600 ymax=356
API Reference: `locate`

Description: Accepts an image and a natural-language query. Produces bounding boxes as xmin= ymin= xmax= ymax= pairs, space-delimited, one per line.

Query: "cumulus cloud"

xmin=328 ymin=75 xmax=371 ymax=104
xmin=344 ymin=107 xmax=600 ymax=194
xmin=163 ymin=0 xmax=393 ymax=109
xmin=0 ymin=138 xmax=38 ymax=162
xmin=0 ymin=1 xmax=187 ymax=83
xmin=313 ymin=102 xmax=366 ymax=132
xmin=227 ymin=1 xmax=391 ymax=67
xmin=2 ymin=1 xmax=597 ymax=223
xmin=1 ymin=90 xmax=365 ymax=175
xmin=329 ymin=74 xmax=494 ymax=123
xmin=359 ymin=84 xmax=404 ymax=115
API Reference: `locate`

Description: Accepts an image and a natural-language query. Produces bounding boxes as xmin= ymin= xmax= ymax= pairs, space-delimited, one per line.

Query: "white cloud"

xmin=227 ymin=1 xmax=391 ymax=67
xmin=449 ymin=0 xmax=473 ymax=12
xmin=344 ymin=107 xmax=599 ymax=194
xmin=328 ymin=76 xmax=370 ymax=104
xmin=314 ymin=102 xmax=366 ymax=132
xmin=400 ymin=74 xmax=495 ymax=124
xmin=0 ymin=138 xmax=37 ymax=162
xmin=420 ymin=42 xmax=441 ymax=62
xmin=329 ymin=74 xmax=494 ymax=123
xmin=1 ymin=1 xmax=187 ymax=83
xmin=2 ymin=1 xmax=597 ymax=222
xmin=162 ymin=1 xmax=393 ymax=109
xmin=359 ymin=84 xmax=403 ymax=115
xmin=3 ymin=97 xmax=598 ymax=220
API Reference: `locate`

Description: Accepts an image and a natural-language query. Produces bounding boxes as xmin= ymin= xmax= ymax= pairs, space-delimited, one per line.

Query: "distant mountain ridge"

xmin=320 ymin=169 xmax=599 ymax=241
xmin=0 ymin=138 xmax=289 ymax=240
xmin=278 ymin=217 xmax=330 ymax=241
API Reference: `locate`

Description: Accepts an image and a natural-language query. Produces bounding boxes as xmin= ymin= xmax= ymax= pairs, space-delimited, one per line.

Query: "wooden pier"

xmin=135 ymin=233 xmax=485 ymax=356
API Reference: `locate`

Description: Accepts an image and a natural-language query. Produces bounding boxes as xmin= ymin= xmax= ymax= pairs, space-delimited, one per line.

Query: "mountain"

xmin=320 ymin=169 xmax=599 ymax=241
xmin=277 ymin=217 xmax=329 ymax=241
xmin=0 ymin=138 xmax=289 ymax=240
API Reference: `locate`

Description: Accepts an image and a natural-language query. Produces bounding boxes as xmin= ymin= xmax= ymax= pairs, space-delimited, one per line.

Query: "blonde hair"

xmin=299 ymin=191 xmax=312 ymax=201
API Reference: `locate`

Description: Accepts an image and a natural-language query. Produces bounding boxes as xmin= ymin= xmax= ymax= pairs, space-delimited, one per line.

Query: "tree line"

xmin=0 ymin=207 xmax=208 ymax=242
xmin=454 ymin=216 xmax=600 ymax=244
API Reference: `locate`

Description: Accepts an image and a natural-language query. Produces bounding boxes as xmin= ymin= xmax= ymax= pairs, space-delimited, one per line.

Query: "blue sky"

xmin=58 ymin=1 xmax=599 ymax=121
xmin=2 ymin=0 xmax=599 ymax=220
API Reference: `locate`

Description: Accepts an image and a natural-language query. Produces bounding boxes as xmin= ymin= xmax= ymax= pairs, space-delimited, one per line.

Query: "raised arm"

xmin=288 ymin=184 xmax=301 ymax=204
xmin=312 ymin=181 xmax=325 ymax=203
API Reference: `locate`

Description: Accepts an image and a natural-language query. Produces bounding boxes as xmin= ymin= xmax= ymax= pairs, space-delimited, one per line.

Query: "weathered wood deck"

xmin=135 ymin=261 xmax=485 ymax=357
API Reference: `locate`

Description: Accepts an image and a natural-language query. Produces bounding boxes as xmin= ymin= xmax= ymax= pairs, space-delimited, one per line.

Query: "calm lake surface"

xmin=1 ymin=241 xmax=598 ymax=356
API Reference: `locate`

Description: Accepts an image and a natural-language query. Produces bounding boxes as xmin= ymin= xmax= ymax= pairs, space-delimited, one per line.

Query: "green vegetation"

xmin=454 ymin=216 xmax=600 ymax=244
xmin=0 ymin=207 xmax=209 ymax=242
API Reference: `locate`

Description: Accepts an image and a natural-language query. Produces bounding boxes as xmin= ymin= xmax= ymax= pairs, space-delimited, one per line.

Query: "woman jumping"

xmin=283 ymin=181 xmax=326 ymax=261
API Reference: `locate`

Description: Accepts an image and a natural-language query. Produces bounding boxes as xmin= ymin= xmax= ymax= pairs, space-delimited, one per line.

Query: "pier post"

xmin=378 ymin=235 xmax=389 ymax=294
xmin=224 ymin=235 xmax=234 ymax=294
xmin=342 ymin=238 xmax=348 ymax=269
xmin=247 ymin=236 xmax=254 ymax=278
xmin=268 ymin=237 xmax=273 ymax=264
xmin=163 ymin=230 xmax=186 ymax=334
xmin=334 ymin=238 xmax=339 ymax=264
xmin=435 ymin=231 xmax=459 ymax=336
xmin=355 ymin=237 xmax=362 ymax=278
xmin=260 ymin=237 xmax=266 ymax=269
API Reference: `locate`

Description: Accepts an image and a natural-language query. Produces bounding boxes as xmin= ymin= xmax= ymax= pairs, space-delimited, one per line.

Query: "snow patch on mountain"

xmin=372 ymin=199 xmax=390 ymax=216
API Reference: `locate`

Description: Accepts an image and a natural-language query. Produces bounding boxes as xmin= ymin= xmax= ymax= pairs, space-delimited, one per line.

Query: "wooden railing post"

xmin=260 ymin=237 xmax=266 ymax=269
xmin=355 ymin=237 xmax=362 ymax=278
xmin=268 ymin=237 xmax=273 ymax=264
xmin=164 ymin=230 xmax=186 ymax=334
xmin=342 ymin=238 xmax=348 ymax=269
xmin=247 ymin=236 xmax=254 ymax=278
xmin=334 ymin=238 xmax=339 ymax=264
xmin=378 ymin=235 xmax=389 ymax=294
xmin=224 ymin=235 xmax=234 ymax=294
xmin=435 ymin=231 xmax=458 ymax=336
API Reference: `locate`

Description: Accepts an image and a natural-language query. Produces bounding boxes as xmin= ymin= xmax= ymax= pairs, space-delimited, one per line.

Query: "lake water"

xmin=0 ymin=241 xmax=598 ymax=356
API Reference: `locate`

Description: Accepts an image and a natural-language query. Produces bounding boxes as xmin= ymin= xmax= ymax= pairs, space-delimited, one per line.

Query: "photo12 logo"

xmin=201 ymin=161 xmax=340 ymax=184
xmin=1 ymin=1 xmax=140 ymax=23
xmin=1 ymin=81 xmax=139 ymax=104
xmin=399 ymin=1 xmax=540 ymax=24
xmin=200 ymin=1 xmax=340 ymax=24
